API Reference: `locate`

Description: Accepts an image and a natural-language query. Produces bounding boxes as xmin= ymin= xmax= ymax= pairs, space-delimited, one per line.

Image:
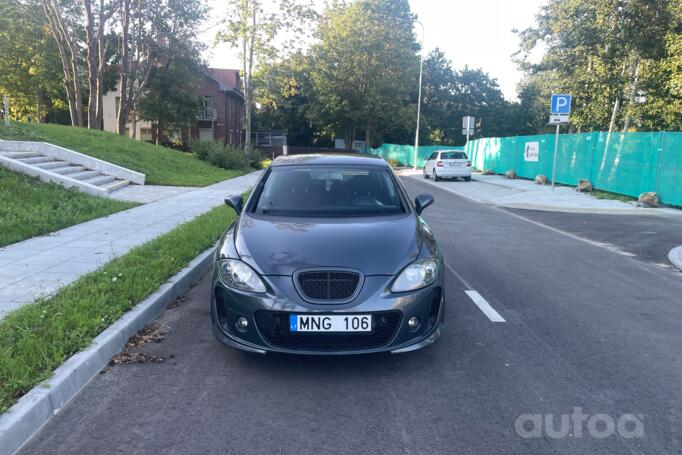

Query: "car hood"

xmin=233 ymin=213 xmax=422 ymax=276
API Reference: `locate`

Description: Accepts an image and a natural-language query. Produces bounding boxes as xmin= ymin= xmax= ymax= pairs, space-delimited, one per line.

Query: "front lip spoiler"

xmin=390 ymin=325 xmax=441 ymax=354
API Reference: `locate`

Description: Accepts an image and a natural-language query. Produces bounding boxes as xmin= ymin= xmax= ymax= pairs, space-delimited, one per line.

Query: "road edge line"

xmin=0 ymin=247 xmax=216 ymax=455
xmin=669 ymin=246 xmax=682 ymax=272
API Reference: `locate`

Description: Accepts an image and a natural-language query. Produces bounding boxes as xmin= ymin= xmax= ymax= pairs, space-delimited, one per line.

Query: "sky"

xmin=202 ymin=0 xmax=546 ymax=101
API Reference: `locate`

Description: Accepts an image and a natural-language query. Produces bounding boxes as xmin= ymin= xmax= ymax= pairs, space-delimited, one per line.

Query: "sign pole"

xmin=551 ymin=123 xmax=560 ymax=190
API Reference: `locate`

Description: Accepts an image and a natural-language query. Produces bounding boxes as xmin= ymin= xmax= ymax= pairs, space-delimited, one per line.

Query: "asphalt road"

xmin=503 ymin=207 xmax=682 ymax=267
xmin=20 ymin=177 xmax=682 ymax=455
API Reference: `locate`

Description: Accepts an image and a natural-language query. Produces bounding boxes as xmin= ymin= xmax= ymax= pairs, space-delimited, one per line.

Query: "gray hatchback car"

xmin=211 ymin=154 xmax=444 ymax=355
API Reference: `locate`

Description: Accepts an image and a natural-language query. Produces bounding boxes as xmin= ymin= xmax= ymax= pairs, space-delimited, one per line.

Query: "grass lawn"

xmin=0 ymin=204 xmax=235 ymax=413
xmin=591 ymin=189 xmax=637 ymax=203
xmin=0 ymin=122 xmax=243 ymax=186
xmin=0 ymin=167 xmax=138 ymax=248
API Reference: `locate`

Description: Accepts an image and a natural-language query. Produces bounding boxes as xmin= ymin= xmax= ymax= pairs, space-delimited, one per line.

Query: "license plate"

xmin=289 ymin=314 xmax=372 ymax=332
xmin=449 ymin=162 xmax=462 ymax=167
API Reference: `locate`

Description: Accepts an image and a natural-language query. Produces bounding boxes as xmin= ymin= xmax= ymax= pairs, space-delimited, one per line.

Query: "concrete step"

xmin=84 ymin=174 xmax=116 ymax=187
xmin=70 ymin=170 xmax=102 ymax=181
xmin=17 ymin=156 xmax=52 ymax=164
xmin=0 ymin=151 xmax=43 ymax=159
xmin=34 ymin=160 xmax=70 ymax=170
xmin=51 ymin=165 xmax=87 ymax=175
xmin=102 ymin=179 xmax=130 ymax=193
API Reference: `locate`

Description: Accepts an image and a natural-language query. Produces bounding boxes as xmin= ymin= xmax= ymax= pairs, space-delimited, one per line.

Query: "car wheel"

xmin=423 ymin=169 xmax=429 ymax=179
xmin=464 ymin=176 xmax=471 ymax=182
xmin=433 ymin=170 xmax=440 ymax=181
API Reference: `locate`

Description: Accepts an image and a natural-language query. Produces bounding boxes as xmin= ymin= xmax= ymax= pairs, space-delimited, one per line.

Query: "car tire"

xmin=464 ymin=176 xmax=471 ymax=182
xmin=423 ymin=169 xmax=429 ymax=179
xmin=433 ymin=170 xmax=440 ymax=181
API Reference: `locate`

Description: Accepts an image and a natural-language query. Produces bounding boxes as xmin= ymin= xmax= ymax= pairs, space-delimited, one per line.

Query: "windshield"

xmin=440 ymin=151 xmax=468 ymax=160
xmin=253 ymin=166 xmax=405 ymax=217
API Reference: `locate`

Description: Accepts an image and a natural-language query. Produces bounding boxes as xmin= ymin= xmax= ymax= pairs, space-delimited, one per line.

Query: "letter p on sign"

xmin=551 ymin=94 xmax=572 ymax=115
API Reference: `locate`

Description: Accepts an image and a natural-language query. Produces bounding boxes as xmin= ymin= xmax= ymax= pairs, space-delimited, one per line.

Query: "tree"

xmin=117 ymin=0 xmax=206 ymax=135
xmin=42 ymin=0 xmax=84 ymax=127
xmin=0 ymin=0 xmax=66 ymax=122
xmin=306 ymin=0 xmax=420 ymax=147
xmin=516 ymin=0 xmax=681 ymax=132
xmin=138 ymin=42 xmax=203 ymax=145
xmin=217 ymin=0 xmax=317 ymax=153
xmin=253 ymin=53 xmax=320 ymax=146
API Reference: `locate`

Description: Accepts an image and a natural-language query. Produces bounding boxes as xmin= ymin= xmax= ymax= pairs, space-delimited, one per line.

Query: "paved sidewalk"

xmin=401 ymin=170 xmax=680 ymax=215
xmin=0 ymin=172 xmax=260 ymax=320
xmin=109 ymin=184 xmax=195 ymax=203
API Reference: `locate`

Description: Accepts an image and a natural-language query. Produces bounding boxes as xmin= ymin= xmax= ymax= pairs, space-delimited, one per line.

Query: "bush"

xmin=387 ymin=158 xmax=402 ymax=168
xmin=190 ymin=141 xmax=248 ymax=170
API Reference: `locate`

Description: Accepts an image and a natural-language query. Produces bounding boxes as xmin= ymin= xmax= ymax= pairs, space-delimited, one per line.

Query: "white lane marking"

xmin=444 ymin=262 xmax=506 ymax=322
xmin=444 ymin=261 xmax=474 ymax=290
xmin=464 ymin=290 xmax=506 ymax=323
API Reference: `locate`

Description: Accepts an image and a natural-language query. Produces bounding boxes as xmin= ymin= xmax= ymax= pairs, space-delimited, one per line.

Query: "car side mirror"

xmin=225 ymin=194 xmax=244 ymax=214
xmin=414 ymin=193 xmax=434 ymax=215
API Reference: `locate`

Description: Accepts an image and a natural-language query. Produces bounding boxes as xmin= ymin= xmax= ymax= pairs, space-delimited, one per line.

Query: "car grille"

xmin=255 ymin=311 xmax=401 ymax=351
xmin=296 ymin=270 xmax=360 ymax=302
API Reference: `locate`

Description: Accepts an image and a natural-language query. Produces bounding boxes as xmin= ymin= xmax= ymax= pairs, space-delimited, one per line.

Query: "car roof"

xmin=271 ymin=153 xmax=388 ymax=167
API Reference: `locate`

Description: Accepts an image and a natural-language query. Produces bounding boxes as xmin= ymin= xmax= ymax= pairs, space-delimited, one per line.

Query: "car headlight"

xmin=218 ymin=259 xmax=267 ymax=293
xmin=391 ymin=259 xmax=439 ymax=292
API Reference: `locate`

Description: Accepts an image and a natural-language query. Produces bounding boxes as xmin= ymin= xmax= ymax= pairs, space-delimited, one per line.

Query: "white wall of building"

xmin=102 ymin=87 xmax=153 ymax=141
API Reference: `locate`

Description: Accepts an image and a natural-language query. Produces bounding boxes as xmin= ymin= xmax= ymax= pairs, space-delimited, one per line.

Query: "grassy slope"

xmin=0 ymin=167 xmax=138 ymax=248
xmin=0 ymin=204 xmax=236 ymax=413
xmin=0 ymin=122 xmax=242 ymax=186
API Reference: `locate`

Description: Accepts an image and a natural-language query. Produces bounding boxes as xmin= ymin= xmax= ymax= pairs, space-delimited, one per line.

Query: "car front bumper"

xmin=210 ymin=269 xmax=444 ymax=355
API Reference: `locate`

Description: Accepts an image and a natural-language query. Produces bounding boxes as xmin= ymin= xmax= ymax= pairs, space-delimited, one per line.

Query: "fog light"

xmin=407 ymin=316 xmax=419 ymax=329
xmin=236 ymin=316 xmax=249 ymax=332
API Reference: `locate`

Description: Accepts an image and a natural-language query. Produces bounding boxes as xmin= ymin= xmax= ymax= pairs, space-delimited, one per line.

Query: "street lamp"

xmin=413 ymin=20 xmax=424 ymax=170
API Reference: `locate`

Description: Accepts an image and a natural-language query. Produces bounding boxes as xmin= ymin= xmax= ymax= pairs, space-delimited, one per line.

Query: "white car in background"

xmin=423 ymin=150 xmax=472 ymax=181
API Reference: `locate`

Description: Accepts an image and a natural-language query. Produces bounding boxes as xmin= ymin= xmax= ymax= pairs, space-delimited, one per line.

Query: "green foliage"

xmin=190 ymin=141 xmax=245 ymax=170
xmin=0 ymin=122 xmax=242 ymax=186
xmin=138 ymin=43 xmax=204 ymax=143
xmin=421 ymin=49 xmax=526 ymax=144
xmin=306 ymin=0 xmax=420 ymax=147
xmin=254 ymin=53 xmax=322 ymax=146
xmin=515 ymin=0 xmax=682 ymax=132
xmin=0 ymin=0 xmax=66 ymax=121
xmin=0 ymin=205 xmax=236 ymax=413
xmin=0 ymin=168 xmax=138 ymax=248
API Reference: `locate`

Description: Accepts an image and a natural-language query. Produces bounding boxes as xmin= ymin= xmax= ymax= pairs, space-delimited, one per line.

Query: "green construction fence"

xmin=462 ymin=131 xmax=682 ymax=206
xmin=366 ymin=144 xmax=464 ymax=168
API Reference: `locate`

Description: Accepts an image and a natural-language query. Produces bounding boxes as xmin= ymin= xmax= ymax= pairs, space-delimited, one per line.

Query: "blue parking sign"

xmin=551 ymin=94 xmax=571 ymax=114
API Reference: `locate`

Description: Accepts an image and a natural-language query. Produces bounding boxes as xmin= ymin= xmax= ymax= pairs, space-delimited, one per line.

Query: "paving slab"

xmin=107 ymin=184 xmax=195 ymax=203
xmin=0 ymin=171 xmax=260 ymax=320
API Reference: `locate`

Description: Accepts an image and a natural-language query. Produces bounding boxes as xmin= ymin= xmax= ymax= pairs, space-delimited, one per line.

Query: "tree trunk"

xmin=95 ymin=0 xmax=109 ymax=130
xmin=37 ymin=89 xmax=45 ymax=122
xmin=42 ymin=1 xmax=79 ymax=126
xmin=622 ymin=59 xmax=640 ymax=133
xmin=51 ymin=0 xmax=84 ymax=127
xmin=83 ymin=0 xmax=99 ymax=129
xmin=608 ymin=96 xmax=620 ymax=133
xmin=117 ymin=0 xmax=131 ymax=135
xmin=243 ymin=2 xmax=256 ymax=155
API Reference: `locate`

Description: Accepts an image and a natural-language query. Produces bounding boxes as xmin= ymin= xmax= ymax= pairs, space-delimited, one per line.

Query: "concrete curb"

xmin=669 ymin=246 xmax=682 ymax=272
xmin=0 ymin=247 xmax=216 ymax=455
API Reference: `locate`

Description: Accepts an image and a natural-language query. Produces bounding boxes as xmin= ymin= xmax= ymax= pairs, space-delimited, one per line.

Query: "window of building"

xmin=198 ymin=96 xmax=213 ymax=120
